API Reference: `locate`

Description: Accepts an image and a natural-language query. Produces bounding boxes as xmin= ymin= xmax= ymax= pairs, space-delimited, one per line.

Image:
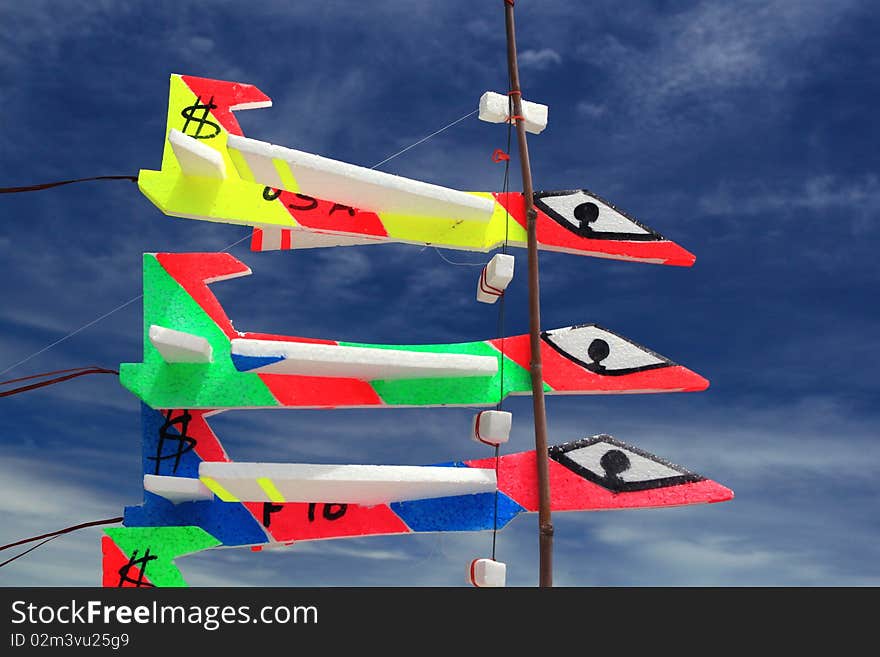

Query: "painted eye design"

xmin=533 ymin=189 xmax=663 ymax=241
xmin=542 ymin=324 xmax=671 ymax=376
xmin=549 ymin=435 xmax=702 ymax=492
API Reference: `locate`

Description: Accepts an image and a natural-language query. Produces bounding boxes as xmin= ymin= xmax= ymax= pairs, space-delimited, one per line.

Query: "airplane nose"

xmin=664 ymin=242 xmax=697 ymax=267
xmin=701 ymin=479 xmax=735 ymax=504
xmin=679 ymin=367 xmax=710 ymax=392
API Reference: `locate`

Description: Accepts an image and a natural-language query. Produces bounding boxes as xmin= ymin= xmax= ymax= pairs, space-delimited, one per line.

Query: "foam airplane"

xmin=102 ymin=405 xmax=733 ymax=587
xmin=119 ymin=253 xmax=709 ymax=410
xmin=137 ymin=74 xmax=696 ymax=266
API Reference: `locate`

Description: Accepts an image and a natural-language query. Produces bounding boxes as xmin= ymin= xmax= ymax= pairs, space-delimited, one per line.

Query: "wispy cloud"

xmin=519 ymin=48 xmax=562 ymax=70
xmin=699 ymin=174 xmax=880 ymax=234
xmin=1 ymin=0 xmax=878 ymax=589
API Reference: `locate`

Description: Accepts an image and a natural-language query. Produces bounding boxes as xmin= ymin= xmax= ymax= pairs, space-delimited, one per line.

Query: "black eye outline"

xmin=533 ymin=189 xmax=665 ymax=241
xmin=548 ymin=435 xmax=703 ymax=493
xmin=541 ymin=324 xmax=673 ymax=376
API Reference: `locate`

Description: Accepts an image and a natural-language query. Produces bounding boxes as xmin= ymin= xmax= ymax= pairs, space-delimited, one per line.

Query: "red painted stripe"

xmin=183 ymin=410 xmax=231 ymax=464
xmin=493 ymin=192 xmax=528 ymax=230
xmin=251 ymin=228 xmax=264 ymax=252
xmin=240 ymin=331 xmax=337 ymax=345
xmin=275 ymin=190 xmax=388 ymax=237
xmin=180 ymin=75 xmax=271 ymax=137
xmin=154 ymin=253 xmax=249 ymax=339
xmin=257 ymin=373 xmax=384 ymax=408
xmin=280 ymin=229 xmax=292 ymax=250
xmin=488 ymin=334 xmax=531 ymax=374
xmin=243 ymin=501 xmax=411 ymax=542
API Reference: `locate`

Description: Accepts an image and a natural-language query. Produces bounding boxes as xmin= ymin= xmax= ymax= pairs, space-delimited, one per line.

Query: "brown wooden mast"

xmin=503 ymin=0 xmax=554 ymax=587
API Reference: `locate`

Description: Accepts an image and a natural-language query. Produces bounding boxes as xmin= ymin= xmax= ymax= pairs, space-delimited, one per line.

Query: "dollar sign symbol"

xmin=117 ymin=548 xmax=158 ymax=588
xmin=180 ymin=95 xmax=221 ymax=139
xmin=148 ymin=410 xmax=197 ymax=475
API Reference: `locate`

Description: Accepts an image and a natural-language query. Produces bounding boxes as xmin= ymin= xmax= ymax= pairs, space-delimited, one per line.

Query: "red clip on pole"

xmin=492 ymin=149 xmax=511 ymax=163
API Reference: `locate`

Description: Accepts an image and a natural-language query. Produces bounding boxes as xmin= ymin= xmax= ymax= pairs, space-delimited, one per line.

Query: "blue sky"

xmin=1 ymin=0 xmax=878 ymax=586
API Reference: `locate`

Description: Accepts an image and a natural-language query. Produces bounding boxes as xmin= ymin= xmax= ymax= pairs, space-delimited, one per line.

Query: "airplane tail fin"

xmin=102 ymin=526 xmax=220 ymax=587
xmin=138 ymin=75 xmax=296 ymax=229
xmin=140 ymin=405 xmax=231 ymax=483
xmin=161 ymin=74 xmax=270 ymax=153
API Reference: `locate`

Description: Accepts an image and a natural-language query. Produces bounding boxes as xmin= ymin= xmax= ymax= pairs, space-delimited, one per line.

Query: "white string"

xmin=370 ymin=110 xmax=478 ymax=170
xmin=428 ymin=247 xmax=487 ymax=267
xmin=0 ymin=232 xmax=253 ymax=378
xmin=0 ymin=108 xmax=479 ymax=378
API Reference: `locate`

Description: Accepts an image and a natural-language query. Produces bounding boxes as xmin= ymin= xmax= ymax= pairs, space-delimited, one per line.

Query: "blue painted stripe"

xmin=391 ymin=491 xmax=524 ymax=532
xmin=230 ymin=353 xmax=286 ymax=372
xmin=124 ymin=492 xmax=268 ymax=547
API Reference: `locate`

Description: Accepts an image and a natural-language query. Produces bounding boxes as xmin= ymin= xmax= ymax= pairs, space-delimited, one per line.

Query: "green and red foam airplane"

xmin=119 ymin=252 xmax=709 ymax=410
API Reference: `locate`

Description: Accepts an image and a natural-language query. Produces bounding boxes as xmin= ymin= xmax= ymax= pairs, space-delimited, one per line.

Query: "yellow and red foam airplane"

xmin=138 ymin=74 xmax=696 ymax=266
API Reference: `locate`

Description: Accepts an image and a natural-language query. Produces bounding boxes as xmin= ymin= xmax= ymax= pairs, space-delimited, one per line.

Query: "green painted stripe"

xmin=362 ymin=341 xmax=536 ymax=406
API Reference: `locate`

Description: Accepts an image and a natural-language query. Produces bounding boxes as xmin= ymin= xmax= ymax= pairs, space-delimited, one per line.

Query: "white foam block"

xmin=198 ymin=462 xmax=497 ymax=505
xmin=231 ymin=339 xmax=498 ymax=380
xmin=478 ymin=91 xmax=548 ymax=135
xmin=226 ymin=133 xmax=494 ymax=222
xmin=168 ymin=129 xmax=227 ymax=179
xmin=472 ymin=410 xmax=512 ymax=446
xmin=477 ymin=253 xmax=515 ymax=304
xmin=143 ymin=474 xmax=214 ymax=505
xmin=149 ymin=325 xmax=213 ymax=363
xmin=468 ymin=558 xmax=507 ymax=587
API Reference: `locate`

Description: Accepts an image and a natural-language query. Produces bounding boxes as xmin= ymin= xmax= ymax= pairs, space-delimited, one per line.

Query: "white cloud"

xmin=573 ymin=0 xmax=863 ymax=125
xmin=519 ymin=48 xmax=563 ymax=70
xmin=576 ymin=101 xmax=606 ymax=119
xmin=699 ymin=174 xmax=880 ymax=225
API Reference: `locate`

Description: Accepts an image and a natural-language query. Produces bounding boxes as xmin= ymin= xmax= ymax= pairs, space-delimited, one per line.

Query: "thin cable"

xmin=431 ymin=247 xmax=486 ymax=267
xmin=0 ymin=366 xmax=111 ymax=386
xmin=0 ymin=366 xmax=118 ymax=398
xmin=370 ymin=110 xmax=478 ymax=170
xmin=220 ymin=232 xmax=253 ymax=252
xmin=0 ymin=516 xmax=124 ymax=553
xmin=0 ymin=230 xmax=252 ymax=379
xmin=0 ymin=536 xmax=60 ymax=569
xmin=0 ymin=108 xmax=472 ymax=377
xmin=0 ymin=296 xmax=142 ymax=378
xmin=0 ymin=175 xmax=137 ymax=195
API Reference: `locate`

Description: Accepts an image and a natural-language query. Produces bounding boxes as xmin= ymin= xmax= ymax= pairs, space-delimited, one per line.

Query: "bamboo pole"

xmin=503 ymin=0 xmax=554 ymax=587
